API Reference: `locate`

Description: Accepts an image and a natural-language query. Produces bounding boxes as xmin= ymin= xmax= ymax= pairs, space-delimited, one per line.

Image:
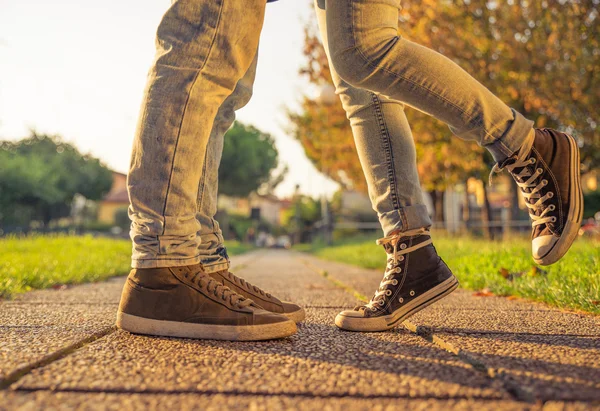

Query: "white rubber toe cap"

xmin=337 ymin=309 xmax=365 ymax=318
xmin=532 ymin=235 xmax=559 ymax=261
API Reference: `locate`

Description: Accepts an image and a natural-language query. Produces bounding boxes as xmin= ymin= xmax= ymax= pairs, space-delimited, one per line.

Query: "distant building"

xmin=98 ymin=172 xmax=128 ymax=224
xmin=218 ymin=193 xmax=288 ymax=226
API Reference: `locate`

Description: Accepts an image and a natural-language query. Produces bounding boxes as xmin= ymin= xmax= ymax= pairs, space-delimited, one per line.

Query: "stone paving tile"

xmin=0 ymin=304 xmax=116 ymax=380
xmin=0 ymin=391 xmax=546 ymax=411
xmin=296 ymin=251 xmax=600 ymax=403
xmin=14 ymin=308 xmax=505 ymax=400
xmin=234 ymin=250 xmax=357 ymax=308
xmin=433 ymin=332 xmax=600 ymax=402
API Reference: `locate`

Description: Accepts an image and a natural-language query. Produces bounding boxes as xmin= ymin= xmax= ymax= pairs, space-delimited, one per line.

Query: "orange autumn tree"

xmin=288 ymin=0 xmax=599 ymax=219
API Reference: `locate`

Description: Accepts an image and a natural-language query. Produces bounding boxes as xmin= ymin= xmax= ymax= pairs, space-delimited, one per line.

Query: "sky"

xmin=0 ymin=0 xmax=339 ymax=198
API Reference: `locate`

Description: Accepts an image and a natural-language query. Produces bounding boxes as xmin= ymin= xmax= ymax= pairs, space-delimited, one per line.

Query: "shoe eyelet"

xmin=399 ymin=297 xmax=404 ymax=303
xmin=386 ymin=289 xmax=392 ymax=296
xmin=548 ymin=192 xmax=554 ymax=198
xmin=400 ymin=243 xmax=407 ymax=250
xmin=379 ymin=300 xmax=385 ymax=306
xmin=549 ymin=205 xmax=556 ymax=211
xmin=551 ymin=217 xmax=557 ymax=222
xmin=536 ymin=168 xmax=543 ymax=174
xmin=392 ymin=279 xmax=398 ymax=285
xmin=530 ymin=158 xmax=536 ymax=164
xmin=542 ymin=179 xmax=548 ymax=186
xmin=396 ymin=267 xmax=402 ymax=273
xmin=399 ymin=256 xmax=405 ymax=261
xmin=409 ymin=290 xmax=415 ymax=296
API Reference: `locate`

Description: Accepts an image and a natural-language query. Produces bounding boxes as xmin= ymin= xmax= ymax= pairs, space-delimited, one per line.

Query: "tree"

xmin=0 ymin=132 xmax=113 ymax=227
xmin=219 ymin=121 xmax=282 ymax=197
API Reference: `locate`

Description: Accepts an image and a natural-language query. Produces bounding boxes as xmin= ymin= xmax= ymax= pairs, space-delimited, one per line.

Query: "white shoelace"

xmin=364 ymin=227 xmax=432 ymax=311
xmin=491 ymin=153 xmax=556 ymax=228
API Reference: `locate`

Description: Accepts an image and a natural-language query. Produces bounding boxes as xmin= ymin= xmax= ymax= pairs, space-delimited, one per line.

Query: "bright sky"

xmin=0 ymin=0 xmax=339 ymax=198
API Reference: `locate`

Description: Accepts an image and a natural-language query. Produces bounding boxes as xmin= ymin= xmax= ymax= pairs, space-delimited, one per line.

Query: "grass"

xmin=0 ymin=235 xmax=254 ymax=299
xmin=297 ymin=233 xmax=600 ymax=315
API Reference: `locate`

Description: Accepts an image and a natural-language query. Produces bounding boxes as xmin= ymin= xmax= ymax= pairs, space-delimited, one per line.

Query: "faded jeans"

xmin=314 ymin=0 xmax=534 ymax=234
xmin=128 ymin=0 xmax=534 ymax=268
xmin=128 ymin=0 xmax=264 ymax=268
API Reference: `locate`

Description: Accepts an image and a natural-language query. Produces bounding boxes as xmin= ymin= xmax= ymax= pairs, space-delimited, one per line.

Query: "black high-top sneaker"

xmin=335 ymin=228 xmax=458 ymax=332
xmin=492 ymin=128 xmax=583 ymax=265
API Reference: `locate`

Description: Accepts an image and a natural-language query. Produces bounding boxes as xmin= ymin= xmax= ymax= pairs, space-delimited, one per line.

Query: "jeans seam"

xmin=160 ymin=0 xmax=225 ymax=235
xmin=371 ymin=93 xmax=401 ymax=211
xmin=196 ymin=143 xmax=210 ymax=215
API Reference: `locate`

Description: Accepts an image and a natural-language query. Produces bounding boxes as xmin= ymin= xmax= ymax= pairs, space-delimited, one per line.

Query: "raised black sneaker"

xmin=492 ymin=128 xmax=583 ymax=265
xmin=335 ymin=228 xmax=458 ymax=332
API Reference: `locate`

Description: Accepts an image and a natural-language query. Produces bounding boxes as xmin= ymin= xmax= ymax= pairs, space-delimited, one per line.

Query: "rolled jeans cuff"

xmin=379 ymin=204 xmax=432 ymax=237
xmin=484 ymin=109 xmax=535 ymax=163
xmin=131 ymin=230 xmax=228 ymax=270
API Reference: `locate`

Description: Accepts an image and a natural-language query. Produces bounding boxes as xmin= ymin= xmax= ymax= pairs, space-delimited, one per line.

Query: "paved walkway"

xmin=1 ymin=250 xmax=599 ymax=410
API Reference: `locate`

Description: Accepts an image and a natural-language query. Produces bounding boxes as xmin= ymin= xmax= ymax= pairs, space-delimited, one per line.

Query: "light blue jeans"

xmin=315 ymin=0 xmax=534 ymax=236
xmin=128 ymin=0 xmax=534 ymax=268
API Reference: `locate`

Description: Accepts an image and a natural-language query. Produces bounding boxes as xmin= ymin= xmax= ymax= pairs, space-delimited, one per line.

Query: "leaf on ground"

xmin=506 ymin=295 xmax=520 ymax=300
xmin=473 ymin=288 xmax=494 ymax=297
xmin=592 ymin=300 xmax=600 ymax=306
xmin=530 ymin=266 xmax=548 ymax=277
xmin=51 ymin=284 xmax=67 ymax=290
xmin=498 ymin=267 xmax=524 ymax=281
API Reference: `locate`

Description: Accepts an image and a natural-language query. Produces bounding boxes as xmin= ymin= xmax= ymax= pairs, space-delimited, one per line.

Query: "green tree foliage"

xmin=219 ymin=121 xmax=281 ymax=197
xmin=0 ymin=133 xmax=113 ymax=227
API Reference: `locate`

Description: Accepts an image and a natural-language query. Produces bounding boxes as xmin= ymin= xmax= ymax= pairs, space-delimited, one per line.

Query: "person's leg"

xmin=325 ymin=0 xmax=582 ymax=266
xmin=118 ymin=0 xmax=297 ymax=340
xmin=194 ymin=51 xmax=306 ymax=323
xmin=314 ymin=0 xmax=429 ymax=235
xmin=127 ymin=0 xmax=264 ymax=269
xmin=315 ymin=0 xmax=457 ymax=332
xmin=324 ymin=0 xmax=534 ymax=164
xmin=193 ymin=53 xmax=259 ymax=274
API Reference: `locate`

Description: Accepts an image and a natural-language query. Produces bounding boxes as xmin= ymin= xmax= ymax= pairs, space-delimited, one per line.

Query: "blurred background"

xmin=0 ymin=1 xmax=598 ymax=312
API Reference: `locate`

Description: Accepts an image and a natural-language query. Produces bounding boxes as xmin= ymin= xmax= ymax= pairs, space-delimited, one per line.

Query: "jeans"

xmin=128 ymin=0 xmax=534 ymax=268
xmin=314 ymin=0 xmax=534 ymax=235
xmin=128 ymin=0 xmax=264 ymax=268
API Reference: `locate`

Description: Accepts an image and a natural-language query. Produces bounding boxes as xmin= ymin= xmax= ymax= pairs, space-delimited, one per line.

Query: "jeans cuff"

xmin=379 ymin=204 xmax=432 ymax=236
xmin=484 ymin=108 xmax=535 ymax=163
xmin=132 ymin=255 xmax=203 ymax=269
xmin=131 ymin=241 xmax=229 ymax=270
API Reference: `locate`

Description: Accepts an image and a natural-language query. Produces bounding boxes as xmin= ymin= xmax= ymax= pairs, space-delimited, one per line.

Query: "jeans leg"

xmin=315 ymin=0 xmax=431 ymax=235
xmin=325 ymin=0 xmax=534 ymax=164
xmin=195 ymin=52 xmax=259 ymax=273
xmin=127 ymin=0 xmax=266 ymax=268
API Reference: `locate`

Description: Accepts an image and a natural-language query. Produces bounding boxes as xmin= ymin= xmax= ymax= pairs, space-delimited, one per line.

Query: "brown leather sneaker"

xmin=335 ymin=228 xmax=458 ymax=332
xmin=492 ymin=128 xmax=583 ymax=265
xmin=209 ymin=269 xmax=306 ymax=323
xmin=116 ymin=264 xmax=297 ymax=341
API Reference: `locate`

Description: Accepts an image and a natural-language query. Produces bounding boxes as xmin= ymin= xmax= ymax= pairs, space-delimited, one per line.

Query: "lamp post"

xmin=316 ymin=84 xmax=337 ymax=245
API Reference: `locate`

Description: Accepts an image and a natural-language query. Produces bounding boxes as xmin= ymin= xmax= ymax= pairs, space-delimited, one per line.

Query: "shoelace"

xmin=364 ymin=227 xmax=432 ymax=311
xmin=189 ymin=270 xmax=254 ymax=309
xmin=225 ymin=271 xmax=272 ymax=298
xmin=490 ymin=151 xmax=556 ymax=228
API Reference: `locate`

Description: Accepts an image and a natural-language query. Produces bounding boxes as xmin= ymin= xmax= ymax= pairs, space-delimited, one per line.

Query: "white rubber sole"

xmin=116 ymin=312 xmax=297 ymax=341
xmin=284 ymin=306 xmax=306 ymax=323
xmin=534 ymin=134 xmax=583 ymax=266
xmin=335 ymin=275 xmax=459 ymax=332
